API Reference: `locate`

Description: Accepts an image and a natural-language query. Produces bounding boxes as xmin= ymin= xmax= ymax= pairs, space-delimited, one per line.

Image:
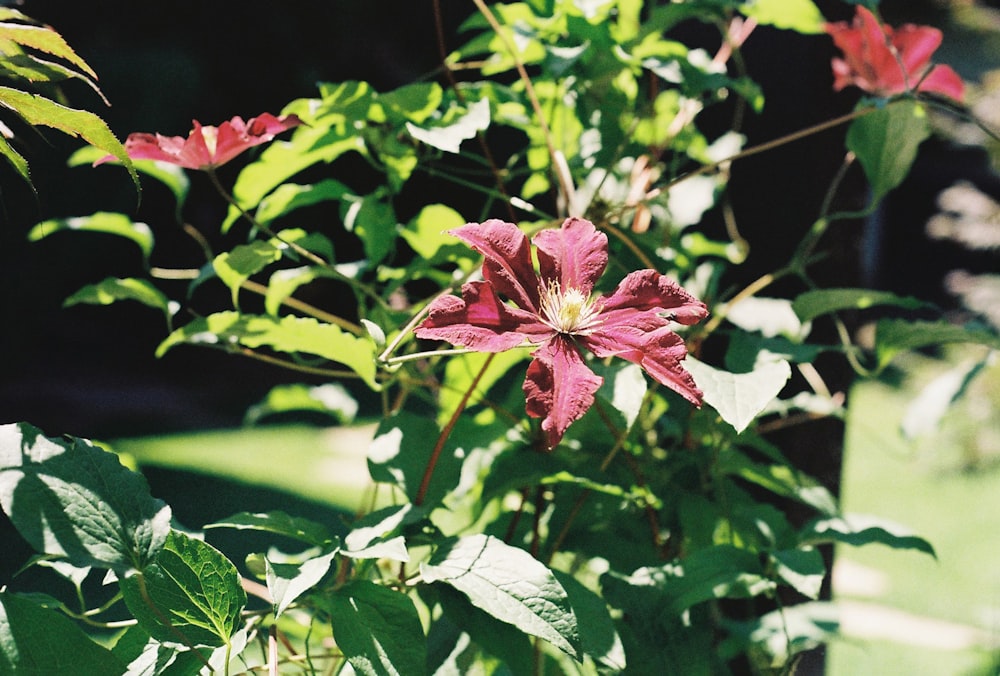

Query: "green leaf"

xmin=0 ymin=85 xmax=137 ymax=186
xmin=406 ymin=97 xmax=490 ymax=153
xmin=327 ymin=580 xmax=427 ymax=676
xmin=553 ymin=571 xmax=627 ymax=672
xmin=0 ymin=422 xmax=171 ymax=572
xmin=28 ymin=212 xmax=153 ymax=261
xmin=792 ymin=287 xmax=932 ymax=323
xmin=0 ymin=133 xmax=29 ymax=182
xmin=266 ymin=548 xmax=339 ymax=618
xmin=399 ymin=203 xmax=469 ymax=262
xmin=212 ymin=240 xmax=284 ymax=304
xmin=71 ymin=146 xmax=189 ymax=213
xmin=421 ymin=534 xmax=581 ymax=659
xmin=846 ymin=100 xmax=930 ymax=207
xmin=367 ymin=412 xmax=463 ymax=508
xmin=725 ymin=297 xmax=809 ymax=341
xmin=342 ymin=504 xmax=416 ymax=562
xmin=717 ymin=450 xmax=839 ymax=516
xmin=244 ymin=382 xmax=358 ymax=425
xmin=156 ymin=312 xmax=379 ymax=389
xmin=64 ymin=277 xmax=175 ymax=323
xmin=379 ymin=82 xmax=443 ymax=124
xmin=800 ymin=514 xmax=936 ymax=557
xmin=769 ymin=548 xmax=825 ymax=600
xmin=0 ymin=17 xmax=96 ymax=77
xmin=120 ymin=530 xmax=246 ymax=647
xmin=740 ymin=0 xmax=824 ymax=33
xmin=112 ymin=624 xmax=209 ymax=676
xmin=685 ymin=357 xmax=792 ymax=433
xmin=438 ymin=350 xmax=528 ymax=427
xmin=873 ymin=319 xmax=1000 ymax=370
xmin=204 ymin=510 xmax=337 ymax=548
xmin=0 ymin=591 xmax=126 ymax=674
xmin=342 ymin=191 xmax=398 ymax=264
xmin=254 ymin=178 xmax=350 ymax=227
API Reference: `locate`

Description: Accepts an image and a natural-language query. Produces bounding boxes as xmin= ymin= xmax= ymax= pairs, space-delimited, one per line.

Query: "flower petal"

xmin=450 ymin=220 xmax=540 ymax=312
xmin=116 ymin=132 xmax=196 ymax=167
xmin=212 ymin=113 xmax=303 ymax=167
xmin=599 ymin=269 xmax=708 ymax=326
xmin=916 ymin=63 xmax=965 ymax=101
xmin=523 ymin=336 xmax=603 ymax=448
xmin=893 ymin=24 xmax=941 ymax=76
xmin=532 ymin=217 xmax=608 ymax=294
xmin=582 ymin=326 xmax=702 ymax=406
xmin=415 ymin=281 xmax=550 ymax=351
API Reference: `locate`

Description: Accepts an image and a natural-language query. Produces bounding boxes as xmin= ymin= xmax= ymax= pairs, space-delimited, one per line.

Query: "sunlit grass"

xmin=829 ymin=346 xmax=1000 ymax=675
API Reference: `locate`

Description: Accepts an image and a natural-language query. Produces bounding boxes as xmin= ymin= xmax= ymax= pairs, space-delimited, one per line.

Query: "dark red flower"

xmin=415 ymin=217 xmax=707 ymax=448
xmin=825 ymin=6 xmax=964 ymax=101
xmin=97 ymin=113 xmax=302 ymax=170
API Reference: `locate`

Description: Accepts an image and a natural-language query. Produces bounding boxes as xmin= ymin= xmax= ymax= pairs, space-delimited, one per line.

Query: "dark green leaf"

xmin=367 ymin=412 xmax=463 ymax=507
xmin=69 ymin=146 xmax=189 ymax=213
xmin=846 ymin=100 xmax=930 ymax=206
xmin=327 ymin=580 xmax=426 ymax=676
xmin=553 ymin=571 xmax=626 ymax=672
xmin=244 ymin=382 xmax=358 ymax=425
xmin=769 ymin=548 xmax=825 ymax=600
xmin=204 ymin=510 xmax=337 ymax=548
xmin=792 ymin=287 xmax=932 ymax=323
xmin=120 ymin=530 xmax=246 ymax=647
xmin=421 ymin=534 xmax=581 ymax=659
xmin=874 ymin=319 xmax=1000 ymax=370
xmin=800 ymin=514 xmax=936 ymax=557
xmin=112 ymin=624 xmax=209 ymax=676
xmin=266 ymin=549 xmax=338 ymax=618
xmin=0 ymin=422 xmax=171 ymax=572
xmin=0 ymin=591 xmax=126 ymax=674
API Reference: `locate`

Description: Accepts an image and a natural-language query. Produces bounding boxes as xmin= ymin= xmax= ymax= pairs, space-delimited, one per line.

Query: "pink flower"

xmin=825 ymin=6 xmax=964 ymax=101
xmin=415 ymin=217 xmax=707 ymax=448
xmin=96 ymin=113 xmax=302 ymax=170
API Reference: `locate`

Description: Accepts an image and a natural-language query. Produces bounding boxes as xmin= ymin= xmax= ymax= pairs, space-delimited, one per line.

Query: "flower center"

xmin=539 ymin=281 xmax=602 ymax=334
xmin=201 ymin=126 xmax=218 ymax=157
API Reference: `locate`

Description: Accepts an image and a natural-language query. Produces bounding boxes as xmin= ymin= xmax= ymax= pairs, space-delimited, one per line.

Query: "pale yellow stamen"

xmin=539 ymin=281 xmax=602 ymax=334
xmin=201 ymin=126 xmax=218 ymax=156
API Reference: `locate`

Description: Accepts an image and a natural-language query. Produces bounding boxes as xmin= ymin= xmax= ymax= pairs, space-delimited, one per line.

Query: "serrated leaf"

xmin=28 ymin=211 xmax=153 ymax=261
xmin=739 ymin=0 xmax=823 ymax=34
xmin=0 ymin=19 xmax=96 ymax=77
xmin=64 ymin=277 xmax=174 ymax=323
xmin=156 ymin=312 xmax=379 ymax=389
xmin=212 ymin=240 xmax=284 ymax=304
xmin=0 ymin=422 xmax=171 ymax=572
xmin=327 ymin=580 xmax=427 ymax=676
xmin=800 ymin=514 xmax=936 ymax=557
xmin=0 ymin=591 xmax=126 ymax=674
xmin=266 ymin=548 xmax=339 ymax=618
xmin=685 ymin=357 xmax=791 ymax=433
xmin=120 ymin=530 xmax=246 ymax=647
xmin=847 ymin=100 xmax=930 ymax=207
xmin=420 ymin=534 xmax=581 ymax=659
xmin=0 ymin=132 xmax=29 ymax=181
xmin=874 ymin=319 xmax=1000 ymax=370
xmin=204 ymin=510 xmax=337 ymax=548
xmin=792 ymin=287 xmax=932 ymax=323
xmin=0 ymin=85 xmax=137 ymax=186
xmin=406 ymin=97 xmax=490 ymax=153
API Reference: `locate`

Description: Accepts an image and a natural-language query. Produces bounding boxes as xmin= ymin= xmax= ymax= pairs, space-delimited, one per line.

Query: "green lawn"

xmin=828 ymin=346 xmax=1000 ymax=675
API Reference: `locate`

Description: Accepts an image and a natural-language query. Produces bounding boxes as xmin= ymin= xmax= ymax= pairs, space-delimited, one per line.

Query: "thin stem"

xmin=471 ymin=0 xmax=575 ymax=212
xmin=240 ymin=279 xmax=364 ymax=335
xmin=382 ymin=347 xmax=476 ymax=366
xmin=414 ymin=353 xmax=496 ymax=506
xmin=231 ymin=346 xmax=365 ymax=379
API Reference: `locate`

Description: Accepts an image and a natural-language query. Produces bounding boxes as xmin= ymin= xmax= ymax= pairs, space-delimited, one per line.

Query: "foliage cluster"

xmin=2 ymin=1 xmax=999 ymax=674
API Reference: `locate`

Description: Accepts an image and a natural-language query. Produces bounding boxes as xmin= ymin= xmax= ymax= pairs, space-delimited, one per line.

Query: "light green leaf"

xmin=0 ymin=133 xmax=29 ymax=181
xmin=800 ymin=514 xmax=936 ymax=557
xmin=0 ymin=85 xmax=137 ymax=186
xmin=64 ymin=277 xmax=175 ymax=323
xmin=685 ymin=357 xmax=792 ymax=433
xmin=792 ymin=287 xmax=932 ymax=323
xmin=406 ymin=97 xmax=490 ymax=153
xmin=204 ymin=510 xmax=338 ymax=548
xmin=156 ymin=312 xmax=379 ymax=390
xmin=0 ymin=592 xmax=126 ymax=674
xmin=847 ymin=100 xmax=930 ymax=207
xmin=343 ymin=504 xmax=416 ymax=562
xmin=120 ymin=530 xmax=246 ymax=647
xmin=874 ymin=319 xmax=1000 ymax=370
xmin=438 ymin=350 xmax=528 ymax=427
xmin=420 ymin=534 xmax=581 ymax=659
xmin=327 ymin=581 xmax=427 ymax=676
xmin=901 ymin=357 xmax=986 ymax=439
xmin=342 ymin=191 xmax=398 ymax=264
xmin=368 ymin=412 xmax=462 ymax=507
xmin=379 ymin=82 xmax=443 ymax=124
xmin=400 ymin=203 xmax=468 ymax=262
xmin=212 ymin=240 xmax=284 ymax=304
xmin=740 ymin=0 xmax=824 ymax=34
xmin=266 ymin=549 xmax=339 ymax=618
xmin=0 ymin=17 xmax=96 ymax=77
xmin=28 ymin=212 xmax=153 ymax=261
xmin=0 ymin=422 xmax=171 ymax=572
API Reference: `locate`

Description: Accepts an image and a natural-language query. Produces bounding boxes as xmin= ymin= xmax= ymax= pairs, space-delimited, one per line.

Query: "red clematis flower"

xmin=824 ymin=6 xmax=964 ymax=101
xmin=96 ymin=113 xmax=302 ymax=170
xmin=415 ymin=217 xmax=707 ymax=448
